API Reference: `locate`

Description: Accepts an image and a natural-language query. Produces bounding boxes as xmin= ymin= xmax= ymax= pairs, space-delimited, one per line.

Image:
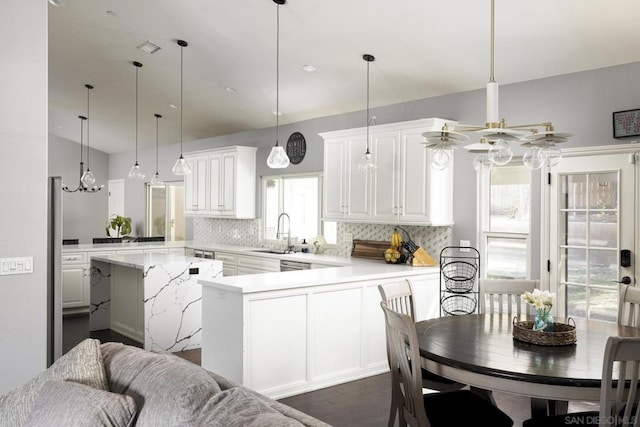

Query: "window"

xmin=478 ymin=164 xmax=531 ymax=279
xmin=145 ymin=181 xmax=185 ymax=241
xmin=262 ymin=173 xmax=336 ymax=245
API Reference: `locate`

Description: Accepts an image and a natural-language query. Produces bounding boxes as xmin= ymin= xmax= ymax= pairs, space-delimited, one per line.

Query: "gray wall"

xmin=0 ymin=0 xmax=48 ymax=392
xmin=109 ymin=61 xmax=640 ymax=253
xmin=48 ymin=133 xmax=109 ymax=244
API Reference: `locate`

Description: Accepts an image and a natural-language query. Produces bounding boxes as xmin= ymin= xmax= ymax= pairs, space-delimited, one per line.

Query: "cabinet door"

xmin=221 ymin=152 xmax=236 ymax=213
xmin=209 ymin=154 xmax=222 ymax=213
xmin=323 ymin=139 xmax=346 ymax=219
xmin=185 ymin=156 xmax=208 ymax=214
xmin=399 ymin=128 xmax=430 ymax=223
xmin=344 ymin=135 xmax=370 ymax=219
xmin=371 ymin=131 xmax=401 ymax=222
xmin=62 ymin=267 xmax=88 ymax=308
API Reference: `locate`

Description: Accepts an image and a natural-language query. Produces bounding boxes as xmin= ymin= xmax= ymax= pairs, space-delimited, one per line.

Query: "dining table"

xmin=416 ymin=313 xmax=640 ymax=417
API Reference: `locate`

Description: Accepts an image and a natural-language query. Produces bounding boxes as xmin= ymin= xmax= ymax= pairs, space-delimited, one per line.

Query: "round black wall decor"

xmin=286 ymin=132 xmax=306 ymax=165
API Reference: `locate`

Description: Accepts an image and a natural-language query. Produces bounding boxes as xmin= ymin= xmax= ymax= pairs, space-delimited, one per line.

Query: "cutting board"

xmin=351 ymin=239 xmax=389 ymax=260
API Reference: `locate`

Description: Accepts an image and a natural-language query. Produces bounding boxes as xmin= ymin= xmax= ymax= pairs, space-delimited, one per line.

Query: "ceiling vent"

xmin=137 ymin=40 xmax=162 ymax=55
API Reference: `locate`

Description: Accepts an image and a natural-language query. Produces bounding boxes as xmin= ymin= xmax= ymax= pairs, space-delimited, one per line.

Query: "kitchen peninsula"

xmin=198 ymin=257 xmax=440 ymax=399
xmin=90 ymin=252 xmax=223 ymax=352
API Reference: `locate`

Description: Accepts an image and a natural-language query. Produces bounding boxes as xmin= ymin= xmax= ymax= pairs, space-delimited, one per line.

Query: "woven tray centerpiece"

xmin=512 ymin=317 xmax=577 ymax=346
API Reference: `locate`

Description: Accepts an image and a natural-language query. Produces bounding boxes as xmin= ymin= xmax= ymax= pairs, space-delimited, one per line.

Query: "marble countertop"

xmin=199 ymin=258 xmax=438 ymax=294
xmin=90 ymin=252 xmax=218 ymax=269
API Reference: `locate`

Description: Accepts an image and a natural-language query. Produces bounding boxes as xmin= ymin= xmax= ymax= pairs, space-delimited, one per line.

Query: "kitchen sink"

xmin=251 ymin=249 xmax=293 ymax=254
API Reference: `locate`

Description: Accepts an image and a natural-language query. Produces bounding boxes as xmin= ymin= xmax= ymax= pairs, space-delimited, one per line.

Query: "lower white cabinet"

xmin=202 ymin=272 xmax=439 ymax=399
xmin=214 ymin=251 xmax=281 ymax=276
xmin=62 ymin=252 xmax=89 ymax=311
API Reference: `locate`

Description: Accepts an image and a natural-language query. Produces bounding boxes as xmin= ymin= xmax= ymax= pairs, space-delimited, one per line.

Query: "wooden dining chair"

xmin=380 ymin=302 xmax=514 ymax=427
xmin=523 ymin=336 xmax=640 ymax=427
xmin=479 ymin=279 xmax=539 ymax=316
xmin=618 ymin=284 xmax=640 ymax=327
xmin=378 ymin=281 xmax=464 ymax=427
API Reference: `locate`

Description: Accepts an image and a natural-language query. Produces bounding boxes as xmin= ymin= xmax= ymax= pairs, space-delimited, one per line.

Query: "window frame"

xmin=477 ymin=160 xmax=533 ymax=280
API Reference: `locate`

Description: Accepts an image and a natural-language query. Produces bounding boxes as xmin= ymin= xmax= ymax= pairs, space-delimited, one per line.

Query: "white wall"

xmin=48 ymin=133 xmax=109 ymax=244
xmin=0 ymin=0 xmax=48 ymax=392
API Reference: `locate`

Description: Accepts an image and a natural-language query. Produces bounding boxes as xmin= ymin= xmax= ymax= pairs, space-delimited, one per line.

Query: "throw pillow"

xmin=101 ymin=342 xmax=222 ymax=427
xmin=0 ymin=338 xmax=108 ymax=426
xmin=23 ymin=380 xmax=136 ymax=427
xmin=196 ymin=387 xmax=305 ymax=427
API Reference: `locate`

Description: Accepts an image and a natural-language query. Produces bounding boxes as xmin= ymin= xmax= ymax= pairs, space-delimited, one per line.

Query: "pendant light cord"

xmin=155 ymin=114 xmax=161 ymax=174
xmin=489 ymin=0 xmax=495 ymax=83
xmin=135 ymin=63 xmax=139 ymax=163
xmin=366 ymin=58 xmax=370 ymax=153
xmin=275 ymin=2 xmax=280 ymax=147
xmin=180 ymin=43 xmax=184 ymax=155
xmin=86 ymin=85 xmax=91 ymax=169
xmin=79 ymin=116 xmax=84 ymax=165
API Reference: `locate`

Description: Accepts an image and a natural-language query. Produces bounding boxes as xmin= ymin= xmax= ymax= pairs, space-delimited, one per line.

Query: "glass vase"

xmin=533 ymin=309 xmax=554 ymax=332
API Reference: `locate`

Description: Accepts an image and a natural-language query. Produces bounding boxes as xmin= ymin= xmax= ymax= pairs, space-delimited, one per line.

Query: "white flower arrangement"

xmin=522 ymin=289 xmax=555 ymax=331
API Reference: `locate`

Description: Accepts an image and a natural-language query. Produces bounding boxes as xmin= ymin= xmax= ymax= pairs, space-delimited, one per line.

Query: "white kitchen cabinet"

xmin=184 ymin=154 xmax=209 ymax=214
xmin=62 ymin=252 xmax=89 ymax=312
xmin=214 ymin=251 xmax=280 ymax=276
xmin=214 ymin=251 xmax=238 ymax=276
xmin=322 ymin=134 xmax=370 ymax=220
xmin=320 ymin=118 xmax=454 ymax=226
xmin=184 ymin=146 xmax=256 ymax=218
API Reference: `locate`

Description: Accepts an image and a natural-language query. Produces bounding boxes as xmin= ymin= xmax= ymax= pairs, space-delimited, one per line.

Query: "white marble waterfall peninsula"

xmin=90 ymin=253 xmax=223 ymax=352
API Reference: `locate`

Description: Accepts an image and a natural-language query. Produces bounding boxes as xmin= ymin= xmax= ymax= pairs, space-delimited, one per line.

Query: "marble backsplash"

xmin=192 ymin=217 xmax=452 ymax=260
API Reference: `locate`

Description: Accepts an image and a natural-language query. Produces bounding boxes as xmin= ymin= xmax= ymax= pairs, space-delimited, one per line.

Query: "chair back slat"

xmin=599 ymin=337 xmax=640 ymax=427
xmin=380 ymin=302 xmax=429 ymax=427
xmin=618 ymin=285 xmax=640 ymax=327
xmin=378 ymin=280 xmax=416 ymax=320
xmin=479 ymin=279 xmax=538 ymax=316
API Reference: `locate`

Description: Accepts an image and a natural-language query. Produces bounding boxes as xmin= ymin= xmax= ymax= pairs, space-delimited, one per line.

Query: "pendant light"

xmin=266 ymin=0 xmax=290 ymax=169
xmin=63 ymin=84 xmax=103 ymax=193
xmin=358 ymin=54 xmax=377 ymax=172
xmin=128 ymin=61 xmax=145 ymax=180
xmin=150 ymin=113 xmax=163 ymax=185
xmin=172 ymin=40 xmax=192 ymax=176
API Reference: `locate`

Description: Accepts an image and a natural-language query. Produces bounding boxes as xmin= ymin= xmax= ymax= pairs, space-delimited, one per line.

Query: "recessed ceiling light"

xmin=48 ymin=0 xmax=65 ymax=6
xmin=106 ymin=10 xmax=117 ymax=16
xmin=225 ymin=86 xmax=237 ymax=94
xmin=137 ymin=40 xmax=162 ymax=54
xmin=302 ymin=64 xmax=317 ymax=72
xmin=169 ymin=103 xmax=180 ymax=110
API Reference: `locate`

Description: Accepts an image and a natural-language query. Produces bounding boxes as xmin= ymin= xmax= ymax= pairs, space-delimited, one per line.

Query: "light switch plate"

xmin=459 ymin=240 xmax=471 ymax=253
xmin=0 ymin=257 xmax=34 ymax=275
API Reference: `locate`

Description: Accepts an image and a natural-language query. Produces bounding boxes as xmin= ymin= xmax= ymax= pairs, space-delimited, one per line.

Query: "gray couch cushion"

xmin=196 ymin=387 xmax=305 ymax=427
xmin=0 ymin=338 xmax=108 ymax=427
xmin=101 ymin=342 xmax=221 ymax=427
xmin=23 ymin=380 xmax=137 ymax=427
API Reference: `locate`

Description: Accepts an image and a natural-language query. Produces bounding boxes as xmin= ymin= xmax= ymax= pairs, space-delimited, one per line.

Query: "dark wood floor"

xmin=63 ymin=314 xmax=597 ymax=427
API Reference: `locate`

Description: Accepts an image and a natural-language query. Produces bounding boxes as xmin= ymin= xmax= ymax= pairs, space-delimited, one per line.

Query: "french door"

xmin=546 ymin=149 xmax=638 ymax=321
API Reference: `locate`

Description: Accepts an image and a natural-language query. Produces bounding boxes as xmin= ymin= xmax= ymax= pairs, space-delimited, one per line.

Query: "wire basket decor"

xmin=441 ymin=294 xmax=477 ymax=316
xmin=441 ymin=261 xmax=478 ymax=293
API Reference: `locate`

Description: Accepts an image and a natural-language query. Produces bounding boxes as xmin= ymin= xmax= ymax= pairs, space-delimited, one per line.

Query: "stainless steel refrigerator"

xmin=47 ymin=176 xmax=63 ymax=366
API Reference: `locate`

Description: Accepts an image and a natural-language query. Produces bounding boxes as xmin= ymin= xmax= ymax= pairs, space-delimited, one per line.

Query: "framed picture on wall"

xmin=612 ymin=109 xmax=640 ymax=138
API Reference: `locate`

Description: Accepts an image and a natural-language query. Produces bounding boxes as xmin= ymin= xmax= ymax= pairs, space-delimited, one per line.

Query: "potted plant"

xmin=105 ymin=215 xmax=132 ymax=238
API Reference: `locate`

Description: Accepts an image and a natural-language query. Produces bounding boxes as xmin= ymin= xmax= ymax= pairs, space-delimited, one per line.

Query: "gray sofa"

xmin=0 ymin=339 xmax=331 ymax=426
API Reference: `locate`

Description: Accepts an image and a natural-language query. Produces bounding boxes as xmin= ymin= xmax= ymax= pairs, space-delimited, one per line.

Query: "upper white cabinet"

xmin=323 ymin=135 xmax=370 ymax=220
xmin=320 ymin=118 xmax=454 ymax=226
xmin=184 ymin=146 xmax=257 ymax=219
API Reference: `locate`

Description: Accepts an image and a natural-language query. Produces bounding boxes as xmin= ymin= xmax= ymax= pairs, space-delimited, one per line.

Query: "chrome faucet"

xmin=276 ymin=212 xmax=294 ymax=253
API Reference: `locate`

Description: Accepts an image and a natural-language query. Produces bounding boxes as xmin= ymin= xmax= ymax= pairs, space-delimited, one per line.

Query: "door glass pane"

xmin=564 ymin=248 xmax=586 ymax=283
xmin=589 ymin=249 xmax=617 ymax=288
xmin=147 ymin=185 xmax=166 ymax=237
xmin=489 ymin=166 xmax=530 ymax=233
xmin=562 ymin=211 xmax=586 ymax=246
xmin=563 ymin=175 xmax=587 ymax=209
xmin=566 ymin=284 xmax=586 ymax=318
xmin=170 ymin=184 xmax=185 ymax=241
xmin=589 ymin=212 xmax=617 ymax=248
xmin=589 ymin=172 xmax=617 ymax=209
xmin=485 ymin=236 xmax=527 ymax=279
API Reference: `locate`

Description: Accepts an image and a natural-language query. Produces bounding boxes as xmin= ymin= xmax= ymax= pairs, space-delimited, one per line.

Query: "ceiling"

xmin=49 ymin=0 xmax=640 ymax=154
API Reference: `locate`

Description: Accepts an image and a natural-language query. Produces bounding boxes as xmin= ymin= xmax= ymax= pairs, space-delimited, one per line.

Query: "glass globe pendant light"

xmin=266 ymin=0 xmax=290 ymax=169
xmin=358 ymin=54 xmax=377 ymax=172
xmin=128 ymin=61 xmax=145 ymax=180
xmin=150 ymin=113 xmax=163 ymax=185
xmin=172 ymin=40 xmax=192 ymax=176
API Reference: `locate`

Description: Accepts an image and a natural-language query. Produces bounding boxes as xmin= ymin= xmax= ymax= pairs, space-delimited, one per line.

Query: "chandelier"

xmin=423 ymin=0 xmax=572 ymax=173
